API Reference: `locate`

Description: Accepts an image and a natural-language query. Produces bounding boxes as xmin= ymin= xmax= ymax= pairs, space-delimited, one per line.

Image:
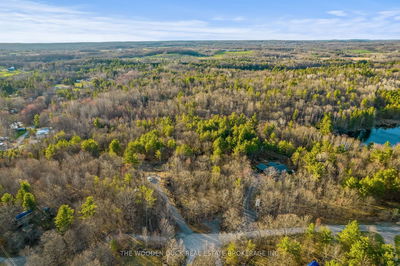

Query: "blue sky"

xmin=0 ymin=0 xmax=399 ymax=42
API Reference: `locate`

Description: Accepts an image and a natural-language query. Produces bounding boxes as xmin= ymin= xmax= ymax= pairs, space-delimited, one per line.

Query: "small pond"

xmin=358 ymin=126 xmax=400 ymax=146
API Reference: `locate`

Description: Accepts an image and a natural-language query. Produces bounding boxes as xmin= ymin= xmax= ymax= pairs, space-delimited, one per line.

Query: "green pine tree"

xmin=22 ymin=192 xmax=36 ymax=210
xmin=109 ymin=139 xmax=122 ymax=156
xmin=16 ymin=180 xmax=31 ymax=202
xmin=79 ymin=196 xmax=97 ymax=219
xmin=55 ymin=205 xmax=74 ymax=234
xmin=33 ymin=114 xmax=40 ymax=128
xmin=1 ymin=193 xmax=13 ymax=204
xmin=319 ymin=113 xmax=333 ymax=135
xmin=81 ymin=139 xmax=99 ymax=156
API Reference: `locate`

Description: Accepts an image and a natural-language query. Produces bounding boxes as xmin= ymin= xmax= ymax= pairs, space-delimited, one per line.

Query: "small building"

xmin=8 ymin=67 xmax=16 ymax=72
xmin=147 ymin=176 xmax=158 ymax=184
xmin=10 ymin=122 xmax=24 ymax=130
xmin=0 ymin=142 xmax=6 ymax=151
xmin=36 ymin=127 xmax=51 ymax=138
xmin=15 ymin=210 xmax=33 ymax=228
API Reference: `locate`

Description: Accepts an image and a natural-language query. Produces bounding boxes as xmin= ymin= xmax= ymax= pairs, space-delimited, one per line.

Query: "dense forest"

xmin=1 ymin=41 xmax=400 ymax=265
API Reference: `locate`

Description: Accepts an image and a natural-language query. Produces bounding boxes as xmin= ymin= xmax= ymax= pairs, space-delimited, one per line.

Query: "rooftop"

xmin=36 ymin=127 xmax=51 ymax=136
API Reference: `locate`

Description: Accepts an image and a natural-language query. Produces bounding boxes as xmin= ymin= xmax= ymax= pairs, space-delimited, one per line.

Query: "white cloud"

xmin=211 ymin=16 xmax=245 ymax=22
xmin=327 ymin=10 xmax=348 ymax=17
xmin=0 ymin=0 xmax=399 ymax=42
xmin=233 ymin=16 xmax=245 ymax=22
xmin=378 ymin=10 xmax=400 ymax=18
xmin=0 ymin=0 xmax=250 ymax=42
xmin=211 ymin=16 xmax=225 ymax=21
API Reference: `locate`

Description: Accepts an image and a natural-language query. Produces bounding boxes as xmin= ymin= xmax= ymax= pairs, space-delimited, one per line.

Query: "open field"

xmin=0 ymin=69 xmax=22 ymax=77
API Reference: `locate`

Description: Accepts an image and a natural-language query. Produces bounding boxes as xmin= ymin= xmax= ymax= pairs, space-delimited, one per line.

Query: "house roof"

xmin=36 ymin=128 xmax=50 ymax=135
xmin=15 ymin=210 xmax=32 ymax=220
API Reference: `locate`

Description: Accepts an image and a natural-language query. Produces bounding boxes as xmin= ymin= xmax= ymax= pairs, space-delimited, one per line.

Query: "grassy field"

xmin=346 ymin=49 xmax=373 ymax=54
xmin=0 ymin=69 xmax=22 ymax=77
xmin=212 ymin=50 xmax=254 ymax=58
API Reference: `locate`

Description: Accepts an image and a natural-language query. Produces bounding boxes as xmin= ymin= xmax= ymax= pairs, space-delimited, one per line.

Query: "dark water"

xmin=360 ymin=126 xmax=400 ymax=146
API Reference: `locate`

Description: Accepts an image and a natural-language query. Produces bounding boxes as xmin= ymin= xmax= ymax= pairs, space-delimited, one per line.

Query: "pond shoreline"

xmin=339 ymin=119 xmax=400 ymax=146
xmin=375 ymin=118 xmax=400 ymax=129
xmin=343 ymin=119 xmax=400 ymax=146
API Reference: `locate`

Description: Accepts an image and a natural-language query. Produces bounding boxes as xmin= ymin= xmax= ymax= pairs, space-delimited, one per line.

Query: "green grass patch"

xmin=74 ymin=82 xmax=84 ymax=88
xmin=212 ymin=50 xmax=254 ymax=58
xmin=346 ymin=49 xmax=373 ymax=54
xmin=147 ymin=53 xmax=190 ymax=58
xmin=144 ymin=50 xmax=205 ymax=57
xmin=0 ymin=70 xmax=22 ymax=78
xmin=224 ymin=50 xmax=254 ymax=55
xmin=54 ymin=84 xmax=72 ymax=89
xmin=14 ymin=129 xmax=27 ymax=139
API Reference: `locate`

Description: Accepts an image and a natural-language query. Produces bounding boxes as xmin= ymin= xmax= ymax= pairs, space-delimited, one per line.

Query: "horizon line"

xmin=0 ymin=39 xmax=400 ymax=45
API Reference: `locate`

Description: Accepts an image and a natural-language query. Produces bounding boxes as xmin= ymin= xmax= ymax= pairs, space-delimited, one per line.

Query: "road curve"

xmin=147 ymin=176 xmax=400 ymax=264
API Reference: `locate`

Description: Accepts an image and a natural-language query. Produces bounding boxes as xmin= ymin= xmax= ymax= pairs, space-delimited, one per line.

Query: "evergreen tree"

xmin=225 ymin=242 xmax=239 ymax=265
xmin=124 ymin=142 xmax=141 ymax=165
xmin=33 ymin=114 xmax=40 ymax=128
xmin=109 ymin=139 xmax=122 ymax=156
xmin=338 ymin=220 xmax=362 ymax=250
xmin=55 ymin=205 xmax=75 ymax=234
xmin=22 ymin=192 xmax=36 ymax=210
xmin=16 ymin=180 xmax=31 ymax=202
xmin=1 ymin=193 xmax=13 ymax=204
xmin=319 ymin=113 xmax=333 ymax=135
xmin=277 ymin=236 xmax=301 ymax=259
xmin=79 ymin=196 xmax=97 ymax=219
xmin=81 ymin=139 xmax=100 ymax=156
